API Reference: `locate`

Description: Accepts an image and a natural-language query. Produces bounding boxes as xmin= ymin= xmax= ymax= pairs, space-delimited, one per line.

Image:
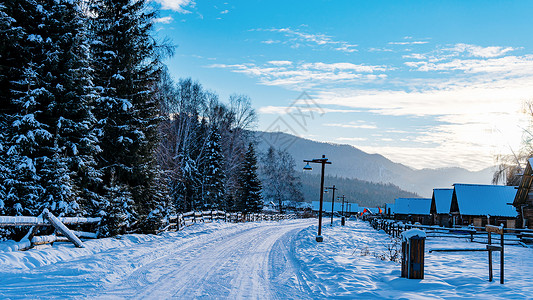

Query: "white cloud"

xmin=324 ymin=122 xmax=377 ymax=129
xmin=258 ymin=106 xmax=361 ymax=115
xmin=447 ymin=43 xmax=517 ymax=58
xmin=368 ymin=47 xmax=394 ymax=52
xmin=153 ymin=16 xmax=174 ymax=24
xmin=402 ymin=53 xmax=426 ymax=60
xmin=153 ymin=0 xmax=195 ymax=13
xmin=262 ymin=40 xmax=280 ymax=44
xmin=405 ymin=55 xmax=533 ymax=76
xmin=267 ymin=60 xmax=292 ymax=66
xmin=311 ymin=78 xmax=532 ymax=170
xmin=220 ymin=10 xmax=229 ymax=14
xmin=208 ymin=61 xmax=389 ymax=89
xmin=389 ymin=41 xmax=428 ymax=45
xmin=257 ymin=27 xmax=358 ymax=53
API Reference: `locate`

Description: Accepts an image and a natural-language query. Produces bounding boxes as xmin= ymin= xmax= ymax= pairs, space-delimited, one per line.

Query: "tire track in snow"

xmin=99 ymin=220 xmax=315 ymax=299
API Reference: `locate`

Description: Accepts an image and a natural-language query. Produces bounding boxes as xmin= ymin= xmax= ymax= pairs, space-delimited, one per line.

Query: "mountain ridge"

xmin=255 ymin=131 xmax=495 ymax=197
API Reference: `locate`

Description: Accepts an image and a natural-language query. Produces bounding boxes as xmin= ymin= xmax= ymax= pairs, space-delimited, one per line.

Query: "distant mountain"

xmin=255 ymin=131 xmax=495 ymax=197
xmin=300 ymin=173 xmax=419 ymax=208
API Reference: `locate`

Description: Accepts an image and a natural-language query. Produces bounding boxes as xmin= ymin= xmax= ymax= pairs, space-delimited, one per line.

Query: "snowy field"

xmin=0 ymin=218 xmax=532 ymax=299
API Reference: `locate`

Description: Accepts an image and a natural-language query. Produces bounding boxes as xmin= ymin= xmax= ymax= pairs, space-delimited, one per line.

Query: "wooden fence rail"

xmin=2 ymin=210 xmax=297 ymax=250
xmin=0 ymin=209 xmax=101 ymax=251
xmin=165 ymin=211 xmax=296 ymax=232
xmin=367 ymin=217 xmax=533 ymax=246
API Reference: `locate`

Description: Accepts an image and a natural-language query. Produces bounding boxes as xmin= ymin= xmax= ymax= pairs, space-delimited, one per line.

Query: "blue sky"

xmin=152 ymin=0 xmax=533 ymax=171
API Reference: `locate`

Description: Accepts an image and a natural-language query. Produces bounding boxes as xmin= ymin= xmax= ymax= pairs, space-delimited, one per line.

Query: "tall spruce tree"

xmin=91 ymin=0 xmax=167 ymax=233
xmin=236 ymin=143 xmax=262 ymax=213
xmin=199 ymin=127 xmax=226 ymax=210
xmin=1 ymin=0 xmax=99 ymax=221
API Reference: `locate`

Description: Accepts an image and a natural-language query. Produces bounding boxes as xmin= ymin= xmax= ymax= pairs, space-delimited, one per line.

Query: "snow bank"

xmin=291 ymin=218 xmax=533 ymax=299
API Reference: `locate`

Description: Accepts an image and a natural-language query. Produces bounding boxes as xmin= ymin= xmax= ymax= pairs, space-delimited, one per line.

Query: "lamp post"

xmin=325 ymin=185 xmax=337 ymax=226
xmin=303 ymin=155 xmax=331 ymax=242
xmin=338 ymin=195 xmax=346 ymax=226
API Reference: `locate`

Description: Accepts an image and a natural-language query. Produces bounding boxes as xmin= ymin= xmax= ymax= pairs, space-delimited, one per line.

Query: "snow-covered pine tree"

xmin=260 ymin=147 xmax=303 ymax=213
xmin=91 ymin=0 xmax=167 ymax=232
xmin=236 ymin=143 xmax=262 ymax=213
xmin=99 ymin=169 xmax=134 ymax=236
xmin=174 ymin=152 xmax=201 ymax=212
xmin=1 ymin=0 xmax=99 ymax=219
xmin=199 ymin=127 xmax=226 ymax=210
xmin=0 ymin=1 xmax=46 ymax=218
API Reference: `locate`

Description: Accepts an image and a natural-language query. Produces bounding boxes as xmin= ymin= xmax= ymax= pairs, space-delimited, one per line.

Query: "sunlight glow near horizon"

xmin=153 ymin=0 xmax=533 ymax=171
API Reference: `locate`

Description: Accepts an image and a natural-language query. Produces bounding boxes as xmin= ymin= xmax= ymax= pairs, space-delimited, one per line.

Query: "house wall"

xmin=516 ymin=175 xmax=533 ymax=228
xmin=431 ymin=214 xmax=451 ymax=227
xmin=456 ymin=215 xmax=517 ymax=228
xmin=394 ymin=214 xmax=431 ymax=225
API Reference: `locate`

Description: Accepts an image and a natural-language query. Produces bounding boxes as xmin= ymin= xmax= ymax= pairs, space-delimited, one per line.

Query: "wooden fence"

xmin=1 ymin=210 xmax=297 ymax=250
xmin=0 ymin=209 xmax=101 ymax=251
xmin=366 ymin=217 xmax=533 ymax=246
xmin=164 ymin=211 xmax=296 ymax=232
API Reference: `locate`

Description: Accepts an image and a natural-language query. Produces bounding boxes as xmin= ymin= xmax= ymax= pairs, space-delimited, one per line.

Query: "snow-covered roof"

xmin=432 ymin=188 xmax=453 ymax=214
xmin=393 ymin=198 xmax=431 ymax=215
xmin=311 ymin=201 xmax=360 ymax=213
xmin=453 ymin=184 xmax=518 ymax=217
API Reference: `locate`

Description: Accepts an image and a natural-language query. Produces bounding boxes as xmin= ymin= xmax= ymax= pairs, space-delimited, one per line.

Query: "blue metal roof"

xmin=453 ymin=184 xmax=518 ymax=217
xmin=432 ymin=188 xmax=454 ymax=214
xmin=394 ymin=198 xmax=431 ymax=215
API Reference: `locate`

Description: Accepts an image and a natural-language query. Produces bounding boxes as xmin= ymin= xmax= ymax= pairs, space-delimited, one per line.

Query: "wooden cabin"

xmin=451 ymin=184 xmax=518 ymax=228
xmin=513 ymin=158 xmax=533 ymax=228
xmin=430 ymin=188 xmax=453 ymax=226
xmin=393 ymin=198 xmax=431 ymax=224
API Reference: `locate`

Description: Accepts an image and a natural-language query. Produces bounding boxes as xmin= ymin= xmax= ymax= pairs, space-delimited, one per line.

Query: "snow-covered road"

xmin=0 ymin=219 xmax=315 ymax=299
xmin=101 ymin=219 xmax=314 ymax=299
xmin=1 ymin=218 xmax=532 ymax=299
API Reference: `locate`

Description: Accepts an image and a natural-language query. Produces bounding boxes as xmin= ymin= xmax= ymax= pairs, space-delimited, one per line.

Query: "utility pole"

xmin=338 ymin=195 xmax=346 ymax=226
xmin=303 ymin=155 xmax=332 ymax=242
xmin=325 ymin=185 xmax=337 ymax=226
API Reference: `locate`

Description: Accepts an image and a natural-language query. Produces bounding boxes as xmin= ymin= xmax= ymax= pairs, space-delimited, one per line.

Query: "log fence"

xmin=165 ymin=211 xmax=296 ymax=232
xmin=1 ymin=209 xmax=297 ymax=250
xmin=0 ymin=209 xmax=101 ymax=251
xmin=367 ymin=217 xmax=533 ymax=246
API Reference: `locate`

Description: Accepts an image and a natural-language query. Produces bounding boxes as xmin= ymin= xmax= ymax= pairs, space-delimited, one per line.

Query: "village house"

xmin=430 ymin=188 xmax=454 ymax=226
xmin=513 ymin=158 xmax=533 ymax=228
xmin=450 ymin=184 xmax=518 ymax=228
xmin=393 ymin=198 xmax=432 ymax=224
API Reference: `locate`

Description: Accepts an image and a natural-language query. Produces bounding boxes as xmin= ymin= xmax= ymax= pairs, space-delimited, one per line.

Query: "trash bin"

xmin=401 ymin=229 xmax=426 ymax=279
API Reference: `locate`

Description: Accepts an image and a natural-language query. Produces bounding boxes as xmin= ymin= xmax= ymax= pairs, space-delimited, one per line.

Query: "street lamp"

xmin=324 ymin=185 xmax=337 ymax=226
xmin=338 ymin=195 xmax=346 ymax=226
xmin=303 ymin=155 xmax=331 ymax=242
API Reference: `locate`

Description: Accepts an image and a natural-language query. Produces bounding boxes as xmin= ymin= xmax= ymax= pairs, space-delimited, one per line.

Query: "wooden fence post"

xmin=486 ymin=225 xmax=504 ymax=284
xmin=501 ymin=229 xmax=504 ymax=284
xmin=400 ymin=229 xmax=426 ymax=279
